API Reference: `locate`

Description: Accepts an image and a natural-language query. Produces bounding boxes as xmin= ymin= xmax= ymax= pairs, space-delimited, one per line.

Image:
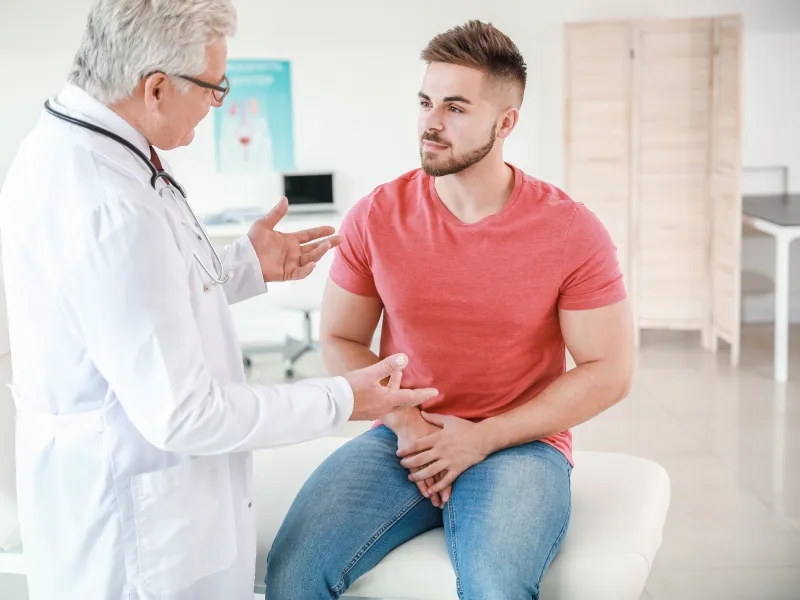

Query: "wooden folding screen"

xmin=564 ymin=15 xmax=742 ymax=362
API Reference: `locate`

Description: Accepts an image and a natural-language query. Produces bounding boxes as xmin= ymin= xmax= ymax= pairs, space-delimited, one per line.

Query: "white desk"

xmin=742 ymin=195 xmax=800 ymax=382
xmin=201 ymin=208 xmax=343 ymax=240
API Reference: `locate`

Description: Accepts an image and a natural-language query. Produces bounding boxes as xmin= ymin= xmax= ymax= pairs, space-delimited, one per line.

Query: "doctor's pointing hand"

xmin=0 ymin=1 xmax=435 ymax=599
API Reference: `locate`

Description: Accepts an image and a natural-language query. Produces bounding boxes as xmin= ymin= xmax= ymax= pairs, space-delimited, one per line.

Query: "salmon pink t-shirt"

xmin=330 ymin=165 xmax=627 ymax=465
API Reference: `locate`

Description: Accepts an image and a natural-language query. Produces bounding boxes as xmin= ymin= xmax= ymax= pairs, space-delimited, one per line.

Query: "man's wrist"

xmin=382 ymin=406 xmax=421 ymax=434
xmin=477 ymin=416 xmax=508 ymax=456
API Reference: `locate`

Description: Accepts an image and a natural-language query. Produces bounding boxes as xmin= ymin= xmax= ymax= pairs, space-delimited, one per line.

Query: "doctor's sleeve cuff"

xmin=236 ymin=375 xmax=355 ymax=450
xmin=221 ymin=235 xmax=267 ymax=305
xmin=329 ymin=375 xmax=355 ymax=423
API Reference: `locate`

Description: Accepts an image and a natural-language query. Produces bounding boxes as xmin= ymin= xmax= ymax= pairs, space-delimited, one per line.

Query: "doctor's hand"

xmin=397 ymin=413 xmax=492 ymax=496
xmin=343 ymin=355 xmax=439 ymax=422
xmin=248 ymin=197 xmax=342 ymax=282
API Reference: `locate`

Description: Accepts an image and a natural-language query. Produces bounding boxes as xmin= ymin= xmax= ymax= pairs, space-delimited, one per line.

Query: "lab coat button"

xmin=248 ymin=501 xmax=252 ymax=508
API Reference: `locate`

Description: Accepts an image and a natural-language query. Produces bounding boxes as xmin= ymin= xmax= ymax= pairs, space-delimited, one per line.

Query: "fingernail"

xmin=395 ymin=354 xmax=408 ymax=367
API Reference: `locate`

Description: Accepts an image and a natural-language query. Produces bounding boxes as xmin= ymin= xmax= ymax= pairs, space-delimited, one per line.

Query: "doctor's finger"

xmin=291 ymin=262 xmax=316 ymax=281
xmin=299 ymin=242 xmax=330 ymax=267
xmin=299 ymin=241 xmax=333 ymax=266
xmin=301 ymin=235 xmax=342 ymax=253
xmin=387 ymin=387 xmax=438 ymax=410
xmin=387 ymin=369 xmax=402 ymax=391
xmin=263 ymin=197 xmax=290 ymax=229
xmin=293 ymin=225 xmax=337 ymax=244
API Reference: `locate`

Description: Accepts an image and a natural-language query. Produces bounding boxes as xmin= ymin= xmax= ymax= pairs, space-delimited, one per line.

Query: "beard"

xmin=419 ymin=127 xmax=497 ymax=177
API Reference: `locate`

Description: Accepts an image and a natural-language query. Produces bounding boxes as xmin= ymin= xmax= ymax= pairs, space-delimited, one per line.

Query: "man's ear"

xmin=496 ymin=107 xmax=520 ymax=140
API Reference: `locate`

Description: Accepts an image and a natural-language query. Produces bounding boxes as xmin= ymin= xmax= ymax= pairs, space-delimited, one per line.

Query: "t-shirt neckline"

xmin=425 ymin=163 xmax=524 ymax=227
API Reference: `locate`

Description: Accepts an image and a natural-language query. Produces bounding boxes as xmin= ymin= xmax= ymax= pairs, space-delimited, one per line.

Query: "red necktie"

xmin=149 ymin=146 xmax=164 ymax=171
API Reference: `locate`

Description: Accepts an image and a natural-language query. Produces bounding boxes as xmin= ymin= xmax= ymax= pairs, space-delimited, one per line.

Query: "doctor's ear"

xmin=142 ymin=72 xmax=168 ymax=104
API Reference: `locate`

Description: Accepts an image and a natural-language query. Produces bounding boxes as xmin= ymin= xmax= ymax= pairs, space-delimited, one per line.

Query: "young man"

xmin=265 ymin=21 xmax=634 ymax=600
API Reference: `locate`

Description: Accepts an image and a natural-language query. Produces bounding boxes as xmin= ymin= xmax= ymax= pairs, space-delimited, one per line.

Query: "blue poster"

xmin=214 ymin=59 xmax=295 ymax=173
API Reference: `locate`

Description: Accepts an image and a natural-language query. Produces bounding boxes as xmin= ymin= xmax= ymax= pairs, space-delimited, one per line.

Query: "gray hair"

xmin=68 ymin=0 xmax=237 ymax=105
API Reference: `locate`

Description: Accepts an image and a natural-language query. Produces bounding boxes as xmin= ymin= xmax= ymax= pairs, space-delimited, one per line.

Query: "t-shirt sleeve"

xmin=329 ymin=195 xmax=379 ymax=297
xmin=558 ymin=203 xmax=628 ymax=310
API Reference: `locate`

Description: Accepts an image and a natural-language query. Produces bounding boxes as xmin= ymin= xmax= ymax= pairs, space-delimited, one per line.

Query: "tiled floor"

xmin=2 ymin=323 xmax=799 ymax=599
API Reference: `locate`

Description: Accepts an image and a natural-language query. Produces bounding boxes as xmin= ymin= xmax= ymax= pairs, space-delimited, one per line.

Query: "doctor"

xmin=0 ymin=1 xmax=437 ymax=599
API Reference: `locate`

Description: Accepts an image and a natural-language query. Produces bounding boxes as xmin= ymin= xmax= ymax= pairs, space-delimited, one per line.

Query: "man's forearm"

xmin=322 ymin=335 xmax=381 ymax=376
xmin=479 ymin=360 xmax=631 ymax=454
xmin=322 ymin=336 xmax=419 ymax=428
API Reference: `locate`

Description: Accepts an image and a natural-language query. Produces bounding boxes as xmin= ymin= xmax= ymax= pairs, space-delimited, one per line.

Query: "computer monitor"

xmin=283 ymin=173 xmax=335 ymax=213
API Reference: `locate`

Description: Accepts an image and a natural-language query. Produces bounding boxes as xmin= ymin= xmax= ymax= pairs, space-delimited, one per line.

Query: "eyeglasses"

xmin=178 ymin=74 xmax=230 ymax=103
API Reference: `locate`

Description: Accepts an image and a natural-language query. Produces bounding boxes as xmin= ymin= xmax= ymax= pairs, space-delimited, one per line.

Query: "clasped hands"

xmin=395 ymin=408 xmax=493 ymax=508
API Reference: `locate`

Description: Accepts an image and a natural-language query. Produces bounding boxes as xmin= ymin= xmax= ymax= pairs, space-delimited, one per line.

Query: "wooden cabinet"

xmin=564 ymin=15 xmax=742 ymax=363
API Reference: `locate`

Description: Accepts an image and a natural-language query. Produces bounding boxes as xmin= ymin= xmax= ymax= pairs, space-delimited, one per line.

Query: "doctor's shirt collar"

xmin=55 ymin=84 xmax=152 ymax=159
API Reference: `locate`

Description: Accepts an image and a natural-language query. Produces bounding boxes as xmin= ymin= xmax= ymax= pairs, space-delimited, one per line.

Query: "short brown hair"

xmin=421 ymin=20 xmax=527 ymax=104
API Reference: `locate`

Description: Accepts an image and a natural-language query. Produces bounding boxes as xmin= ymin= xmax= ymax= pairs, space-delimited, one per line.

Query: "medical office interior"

xmin=1 ymin=0 xmax=799 ymax=598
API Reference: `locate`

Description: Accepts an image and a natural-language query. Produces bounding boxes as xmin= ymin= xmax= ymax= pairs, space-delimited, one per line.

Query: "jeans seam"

xmin=447 ymin=497 xmax=464 ymax=600
xmin=535 ymin=499 xmax=571 ymax=588
xmin=331 ymin=492 xmax=427 ymax=596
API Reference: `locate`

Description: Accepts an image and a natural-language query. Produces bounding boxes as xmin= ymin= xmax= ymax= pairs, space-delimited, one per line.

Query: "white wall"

xmin=1 ymin=0 xmax=799 ymax=340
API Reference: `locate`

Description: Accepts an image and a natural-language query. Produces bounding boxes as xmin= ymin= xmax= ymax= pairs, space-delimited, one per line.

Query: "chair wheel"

xmin=243 ymin=356 xmax=252 ymax=369
xmin=284 ymin=368 xmax=294 ymax=380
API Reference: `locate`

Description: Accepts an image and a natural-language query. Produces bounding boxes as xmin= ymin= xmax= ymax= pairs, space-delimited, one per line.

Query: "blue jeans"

xmin=265 ymin=426 xmax=572 ymax=600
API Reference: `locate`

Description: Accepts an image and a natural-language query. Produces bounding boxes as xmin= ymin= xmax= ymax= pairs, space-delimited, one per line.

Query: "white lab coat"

xmin=0 ymin=85 xmax=354 ymax=600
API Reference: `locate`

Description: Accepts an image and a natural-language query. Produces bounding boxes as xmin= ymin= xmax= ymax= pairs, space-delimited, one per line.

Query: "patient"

xmin=265 ymin=21 xmax=634 ymax=600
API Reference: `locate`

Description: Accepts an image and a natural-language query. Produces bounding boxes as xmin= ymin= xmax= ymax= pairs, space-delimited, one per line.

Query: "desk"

xmin=202 ymin=208 xmax=343 ymax=240
xmin=742 ymin=195 xmax=800 ymax=382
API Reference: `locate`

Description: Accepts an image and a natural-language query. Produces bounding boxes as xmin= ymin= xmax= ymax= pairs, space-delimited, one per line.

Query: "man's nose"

xmin=422 ymin=108 xmax=444 ymax=132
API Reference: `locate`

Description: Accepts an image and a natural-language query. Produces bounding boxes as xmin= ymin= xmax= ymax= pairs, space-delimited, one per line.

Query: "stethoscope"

xmin=43 ymin=99 xmax=230 ymax=286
